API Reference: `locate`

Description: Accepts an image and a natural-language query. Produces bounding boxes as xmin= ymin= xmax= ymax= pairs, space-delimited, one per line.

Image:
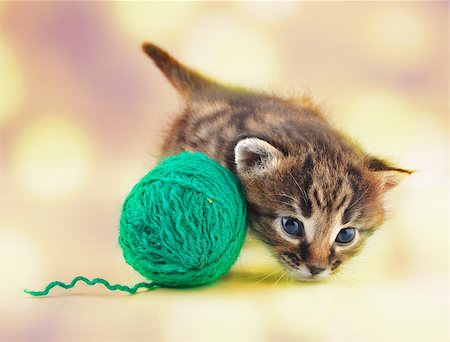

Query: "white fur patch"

xmin=290 ymin=265 xmax=330 ymax=281
xmin=303 ymin=216 xmax=316 ymax=243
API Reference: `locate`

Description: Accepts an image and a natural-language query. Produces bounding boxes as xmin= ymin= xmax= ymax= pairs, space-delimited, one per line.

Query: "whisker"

xmin=347 ymin=187 xmax=369 ymax=211
xmin=248 ymin=269 xmax=282 ymax=286
xmin=273 ymin=270 xmax=288 ymax=286
xmin=288 ymin=170 xmax=309 ymax=204
xmin=288 ymin=272 xmax=295 ymax=284
xmin=276 ymin=193 xmax=301 ymax=205
xmin=272 ymin=200 xmax=298 ymax=211
xmin=275 ymin=193 xmax=306 ymax=212
xmin=246 ymin=178 xmax=257 ymax=187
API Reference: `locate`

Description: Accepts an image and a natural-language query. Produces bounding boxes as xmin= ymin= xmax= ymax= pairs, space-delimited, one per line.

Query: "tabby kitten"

xmin=142 ymin=43 xmax=411 ymax=281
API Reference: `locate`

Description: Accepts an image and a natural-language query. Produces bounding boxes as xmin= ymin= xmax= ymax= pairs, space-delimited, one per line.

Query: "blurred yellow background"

xmin=0 ymin=2 xmax=448 ymax=341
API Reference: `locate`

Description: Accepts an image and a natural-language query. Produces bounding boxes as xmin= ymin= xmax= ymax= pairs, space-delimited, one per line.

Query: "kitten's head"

xmin=234 ymin=135 xmax=412 ymax=280
xmin=142 ymin=42 xmax=412 ymax=280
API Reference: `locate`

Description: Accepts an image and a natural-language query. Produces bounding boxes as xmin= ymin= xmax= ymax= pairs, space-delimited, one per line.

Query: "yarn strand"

xmin=24 ymin=276 xmax=158 ymax=296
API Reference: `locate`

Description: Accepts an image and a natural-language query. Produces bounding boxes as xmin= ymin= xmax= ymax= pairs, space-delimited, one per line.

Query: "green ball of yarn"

xmin=119 ymin=152 xmax=247 ymax=288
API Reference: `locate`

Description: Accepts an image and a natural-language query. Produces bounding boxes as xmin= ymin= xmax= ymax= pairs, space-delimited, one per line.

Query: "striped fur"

xmin=143 ymin=43 xmax=412 ymax=280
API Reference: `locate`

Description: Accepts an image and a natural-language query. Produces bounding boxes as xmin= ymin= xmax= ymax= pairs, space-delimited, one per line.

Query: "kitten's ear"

xmin=235 ymin=138 xmax=283 ymax=176
xmin=142 ymin=42 xmax=216 ymax=96
xmin=367 ymin=157 xmax=413 ymax=191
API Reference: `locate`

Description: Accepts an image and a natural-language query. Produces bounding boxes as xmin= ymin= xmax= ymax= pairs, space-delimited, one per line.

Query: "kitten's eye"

xmin=335 ymin=228 xmax=356 ymax=244
xmin=281 ymin=217 xmax=304 ymax=237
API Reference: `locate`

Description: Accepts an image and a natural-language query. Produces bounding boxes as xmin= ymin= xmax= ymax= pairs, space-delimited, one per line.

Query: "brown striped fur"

xmin=143 ymin=43 xmax=412 ymax=280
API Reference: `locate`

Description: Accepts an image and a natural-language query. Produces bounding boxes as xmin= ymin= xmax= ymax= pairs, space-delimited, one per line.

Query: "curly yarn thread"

xmin=24 ymin=276 xmax=157 ymax=296
xmin=119 ymin=152 xmax=247 ymax=287
xmin=25 ymin=152 xmax=247 ymax=295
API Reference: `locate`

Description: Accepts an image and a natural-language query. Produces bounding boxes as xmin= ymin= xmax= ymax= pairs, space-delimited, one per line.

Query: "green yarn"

xmin=119 ymin=152 xmax=247 ymax=287
xmin=24 ymin=276 xmax=157 ymax=296
xmin=25 ymin=152 xmax=247 ymax=296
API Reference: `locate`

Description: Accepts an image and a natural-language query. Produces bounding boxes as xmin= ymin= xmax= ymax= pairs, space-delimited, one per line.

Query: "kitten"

xmin=142 ymin=43 xmax=412 ymax=281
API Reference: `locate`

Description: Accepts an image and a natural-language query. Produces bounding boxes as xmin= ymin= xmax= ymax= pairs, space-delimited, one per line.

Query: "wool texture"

xmin=24 ymin=276 xmax=157 ymax=296
xmin=24 ymin=152 xmax=247 ymax=296
xmin=119 ymin=152 xmax=247 ymax=287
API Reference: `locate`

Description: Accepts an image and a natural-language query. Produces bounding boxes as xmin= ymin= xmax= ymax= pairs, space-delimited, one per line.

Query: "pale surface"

xmin=1 ymin=188 xmax=448 ymax=341
xmin=0 ymin=2 xmax=448 ymax=341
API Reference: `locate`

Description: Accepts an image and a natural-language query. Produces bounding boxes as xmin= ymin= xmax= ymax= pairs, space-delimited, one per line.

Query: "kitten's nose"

xmin=307 ymin=265 xmax=326 ymax=275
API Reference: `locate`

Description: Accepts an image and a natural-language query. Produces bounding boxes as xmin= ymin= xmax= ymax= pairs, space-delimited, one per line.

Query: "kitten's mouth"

xmin=286 ymin=263 xmax=330 ymax=282
xmin=278 ymin=255 xmax=330 ymax=281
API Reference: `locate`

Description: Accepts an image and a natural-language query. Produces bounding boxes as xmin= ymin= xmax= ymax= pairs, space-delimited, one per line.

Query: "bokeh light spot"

xmin=113 ymin=2 xmax=197 ymax=42
xmin=0 ymin=228 xmax=43 ymax=310
xmin=181 ymin=14 xmax=279 ymax=88
xmin=337 ymin=92 xmax=423 ymax=153
xmin=365 ymin=8 xmax=428 ymax=68
xmin=237 ymin=2 xmax=301 ymax=22
xmin=0 ymin=41 xmax=24 ymax=124
xmin=13 ymin=117 xmax=93 ymax=200
xmin=336 ymin=91 xmax=447 ymax=189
